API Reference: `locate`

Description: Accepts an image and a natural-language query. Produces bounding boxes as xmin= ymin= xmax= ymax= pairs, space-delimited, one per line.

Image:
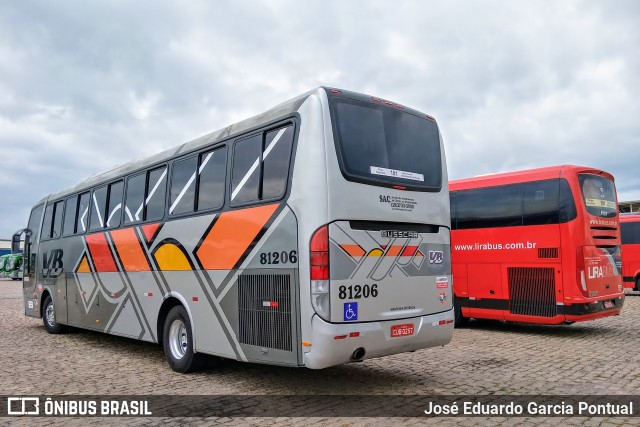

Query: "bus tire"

xmin=163 ymin=305 xmax=206 ymax=373
xmin=636 ymin=277 xmax=640 ymax=292
xmin=454 ymin=296 xmax=468 ymax=327
xmin=42 ymin=295 xmax=67 ymax=334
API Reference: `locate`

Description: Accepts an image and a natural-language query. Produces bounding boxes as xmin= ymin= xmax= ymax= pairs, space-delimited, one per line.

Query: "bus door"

xmin=13 ymin=229 xmax=37 ymax=317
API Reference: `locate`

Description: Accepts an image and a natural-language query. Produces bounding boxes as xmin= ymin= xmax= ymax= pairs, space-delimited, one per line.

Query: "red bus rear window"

xmin=578 ymin=174 xmax=617 ymax=218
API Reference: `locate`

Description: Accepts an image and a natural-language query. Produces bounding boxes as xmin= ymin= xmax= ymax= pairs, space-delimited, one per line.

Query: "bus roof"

xmin=620 ymin=212 xmax=640 ymax=222
xmin=38 ymin=88 xmax=320 ymax=205
xmin=36 ymin=86 xmax=438 ymax=206
xmin=450 ymin=165 xmax=615 ymax=191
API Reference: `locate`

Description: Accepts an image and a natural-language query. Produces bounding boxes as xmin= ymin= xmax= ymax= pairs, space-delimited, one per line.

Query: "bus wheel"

xmin=636 ymin=278 xmax=640 ymax=292
xmin=454 ymin=296 xmax=468 ymax=327
xmin=42 ymin=295 xmax=67 ymax=334
xmin=163 ymin=305 xmax=206 ymax=373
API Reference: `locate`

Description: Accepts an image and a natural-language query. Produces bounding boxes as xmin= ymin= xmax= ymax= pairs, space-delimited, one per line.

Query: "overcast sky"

xmin=0 ymin=0 xmax=638 ymax=237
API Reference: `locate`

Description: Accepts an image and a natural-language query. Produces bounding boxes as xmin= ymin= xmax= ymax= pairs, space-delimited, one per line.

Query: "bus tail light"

xmin=310 ymin=225 xmax=330 ymax=321
xmin=576 ymin=246 xmax=589 ymax=297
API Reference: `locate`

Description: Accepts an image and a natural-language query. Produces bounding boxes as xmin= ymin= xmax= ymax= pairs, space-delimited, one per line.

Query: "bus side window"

xmin=558 ymin=178 xmax=577 ymax=223
xmin=76 ymin=192 xmax=90 ymax=233
xmin=90 ymin=185 xmax=108 ymax=230
xmin=170 ymin=156 xmax=198 ymax=216
xmin=231 ymin=134 xmax=262 ymax=204
xmin=26 ymin=204 xmax=44 ymax=274
xmin=523 ymin=180 xmax=560 ymax=226
xmin=621 ymin=222 xmax=640 ymax=244
xmin=457 ymin=184 xmax=522 ymax=230
xmin=262 ymin=125 xmax=294 ymax=199
xmin=51 ymin=200 xmax=64 ymax=238
xmin=125 ymin=173 xmax=145 ymax=224
xmin=124 ymin=167 xmax=167 ymax=223
xmin=449 ymin=192 xmax=458 ymax=230
xmin=231 ymin=123 xmax=294 ymax=206
xmin=145 ymin=166 xmax=167 ymax=221
xmin=41 ymin=203 xmax=54 ymax=240
xmin=106 ymin=180 xmax=124 ymax=228
xmin=62 ymin=196 xmax=78 ymax=236
xmin=197 ymin=146 xmax=227 ymax=211
xmin=27 ymin=204 xmax=44 ymax=244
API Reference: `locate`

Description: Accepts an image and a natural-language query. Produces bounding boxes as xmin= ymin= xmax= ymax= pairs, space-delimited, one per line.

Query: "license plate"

xmin=391 ymin=324 xmax=414 ymax=337
xmin=603 ymin=300 xmax=614 ymax=309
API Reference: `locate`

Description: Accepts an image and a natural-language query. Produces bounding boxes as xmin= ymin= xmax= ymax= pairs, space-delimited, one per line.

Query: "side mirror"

xmin=11 ymin=228 xmax=30 ymax=254
xmin=11 ymin=230 xmax=22 ymax=254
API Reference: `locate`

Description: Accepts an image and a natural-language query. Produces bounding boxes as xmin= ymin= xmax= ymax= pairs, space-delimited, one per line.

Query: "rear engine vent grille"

xmin=508 ymin=267 xmax=557 ymax=317
xmin=590 ymin=226 xmax=617 ymax=231
xmin=538 ymin=248 xmax=559 ymax=259
xmin=593 ymin=235 xmax=616 ymax=240
xmin=238 ymin=274 xmax=292 ymax=352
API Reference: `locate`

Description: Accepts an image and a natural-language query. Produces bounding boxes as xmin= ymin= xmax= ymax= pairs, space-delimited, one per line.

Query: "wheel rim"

xmin=45 ymin=303 xmax=55 ymax=327
xmin=169 ymin=318 xmax=188 ymax=360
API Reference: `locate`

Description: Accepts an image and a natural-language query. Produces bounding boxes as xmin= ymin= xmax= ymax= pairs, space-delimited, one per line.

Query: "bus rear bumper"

xmin=303 ymin=309 xmax=454 ymax=369
xmin=562 ymin=295 xmax=625 ymax=322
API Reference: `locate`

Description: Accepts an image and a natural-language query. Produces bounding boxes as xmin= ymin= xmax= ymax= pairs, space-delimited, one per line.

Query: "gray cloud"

xmin=0 ymin=0 xmax=638 ymax=237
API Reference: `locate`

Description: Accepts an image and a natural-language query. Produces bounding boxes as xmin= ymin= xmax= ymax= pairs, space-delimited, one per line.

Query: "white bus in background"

xmin=14 ymin=87 xmax=453 ymax=372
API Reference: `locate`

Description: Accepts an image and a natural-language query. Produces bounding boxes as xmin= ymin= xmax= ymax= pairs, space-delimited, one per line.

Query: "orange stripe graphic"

xmin=142 ymin=223 xmax=161 ymax=243
xmin=110 ymin=228 xmax=151 ymax=272
xmin=385 ymin=245 xmax=403 ymax=257
xmin=400 ymin=246 xmax=419 ymax=257
xmin=155 ymin=243 xmax=193 ymax=271
xmin=340 ymin=244 xmax=366 ymax=258
xmin=367 ymin=248 xmax=384 ymax=257
xmin=196 ymin=204 xmax=279 ymax=270
xmin=366 ymin=245 xmax=419 ymax=257
xmin=76 ymin=255 xmax=91 ymax=273
xmin=86 ymin=233 xmax=118 ymax=272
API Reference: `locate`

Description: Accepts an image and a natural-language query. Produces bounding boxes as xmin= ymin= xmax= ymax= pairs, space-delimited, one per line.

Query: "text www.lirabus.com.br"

xmin=454 ymin=241 xmax=538 ymax=251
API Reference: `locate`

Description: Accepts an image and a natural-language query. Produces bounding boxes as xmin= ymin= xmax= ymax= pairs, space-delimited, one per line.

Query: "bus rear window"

xmin=578 ymin=174 xmax=617 ymax=218
xmin=330 ymin=97 xmax=441 ymax=191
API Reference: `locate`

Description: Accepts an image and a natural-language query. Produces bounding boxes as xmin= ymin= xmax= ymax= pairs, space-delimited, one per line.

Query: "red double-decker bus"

xmin=621 ymin=213 xmax=640 ymax=291
xmin=450 ymin=165 xmax=624 ymax=326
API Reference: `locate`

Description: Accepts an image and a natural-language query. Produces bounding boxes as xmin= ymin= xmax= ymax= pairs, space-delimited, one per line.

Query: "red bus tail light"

xmin=576 ymin=246 xmax=589 ymax=298
xmin=310 ymin=225 xmax=329 ymax=280
xmin=310 ymin=225 xmax=330 ymax=320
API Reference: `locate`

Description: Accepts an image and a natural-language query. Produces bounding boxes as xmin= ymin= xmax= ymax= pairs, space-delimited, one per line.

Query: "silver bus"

xmin=14 ymin=87 xmax=453 ymax=372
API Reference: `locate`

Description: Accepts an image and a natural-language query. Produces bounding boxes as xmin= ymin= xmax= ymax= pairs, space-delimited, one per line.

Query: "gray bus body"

xmin=17 ymin=87 xmax=453 ymax=371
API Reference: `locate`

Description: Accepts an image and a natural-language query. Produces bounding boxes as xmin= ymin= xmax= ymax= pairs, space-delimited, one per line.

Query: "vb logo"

xmin=428 ymin=251 xmax=444 ymax=265
xmin=42 ymin=249 xmax=64 ymax=279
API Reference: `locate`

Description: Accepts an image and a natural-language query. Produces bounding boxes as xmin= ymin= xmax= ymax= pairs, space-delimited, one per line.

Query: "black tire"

xmin=163 ymin=305 xmax=206 ymax=373
xmin=636 ymin=278 xmax=640 ymax=292
xmin=454 ymin=296 xmax=468 ymax=327
xmin=42 ymin=295 xmax=67 ymax=334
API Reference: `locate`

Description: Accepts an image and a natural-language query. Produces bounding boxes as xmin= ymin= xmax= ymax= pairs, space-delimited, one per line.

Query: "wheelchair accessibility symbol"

xmin=343 ymin=302 xmax=358 ymax=321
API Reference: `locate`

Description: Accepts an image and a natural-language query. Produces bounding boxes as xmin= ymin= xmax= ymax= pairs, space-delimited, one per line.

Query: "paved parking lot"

xmin=1 ymin=278 xmax=639 ymax=426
